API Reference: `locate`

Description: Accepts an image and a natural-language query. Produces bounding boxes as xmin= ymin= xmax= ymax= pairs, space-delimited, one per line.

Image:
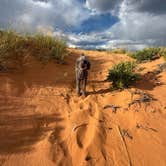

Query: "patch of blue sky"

xmin=71 ymin=13 xmax=119 ymax=34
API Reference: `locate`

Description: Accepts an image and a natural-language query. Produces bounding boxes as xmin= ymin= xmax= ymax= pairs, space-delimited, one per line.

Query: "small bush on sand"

xmin=129 ymin=47 xmax=166 ymax=62
xmin=109 ymin=48 xmax=127 ymax=54
xmin=0 ymin=30 xmax=67 ymax=69
xmin=107 ymin=61 xmax=140 ymax=89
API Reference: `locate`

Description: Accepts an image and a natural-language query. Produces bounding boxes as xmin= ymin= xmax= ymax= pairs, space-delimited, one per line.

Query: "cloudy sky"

xmin=0 ymin=0 xmax=166 ymax=50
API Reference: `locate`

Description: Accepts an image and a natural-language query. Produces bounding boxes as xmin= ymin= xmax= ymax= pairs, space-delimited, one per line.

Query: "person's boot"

xmin=77 ymin=92 xmax=81 ymax=97
xmin=82 ymin=78 xmax=87 ymax=97
xmin=82 ymin=92 xmax=86 ymax=97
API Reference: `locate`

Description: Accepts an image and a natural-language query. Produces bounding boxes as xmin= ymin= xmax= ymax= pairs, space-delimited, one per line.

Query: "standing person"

xmin=75 ymin=53 xmax=91 ymax=97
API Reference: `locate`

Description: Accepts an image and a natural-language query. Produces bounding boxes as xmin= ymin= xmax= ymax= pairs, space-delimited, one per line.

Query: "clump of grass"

xmin=30 ymin=35 xmax=67 ymax=63
xmin=0 ymin=30 xmax=67 ymax=69
xmin=0 ymin=30 xmax=25 ymax=68
xmin=160 ymin=47 xmax=166 ymax=60
xmin=96 ymin=48 xmax=106 ymax=52
xmin=109 ymin=48 xmax=127 ymax=54
xmin=50 ymin=39 xmax=67 ymax=62
xmin=129 ymin=47 xmax=166 ymax=62
xmin=107 ymin=61 xmax=140 ymax=90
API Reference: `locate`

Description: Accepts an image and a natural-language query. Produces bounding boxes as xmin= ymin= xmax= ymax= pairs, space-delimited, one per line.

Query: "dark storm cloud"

xmin=86 ymin=0 xmax=122 ymax=12
xmin=128 ymin=0 xmax=166 ymax=15
xmin=86 ymin=0 xmax=166 ymax=15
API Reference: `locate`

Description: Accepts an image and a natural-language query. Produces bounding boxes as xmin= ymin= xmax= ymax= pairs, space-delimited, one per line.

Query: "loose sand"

xmin=0 ymin=49 xmax=166 ymax=166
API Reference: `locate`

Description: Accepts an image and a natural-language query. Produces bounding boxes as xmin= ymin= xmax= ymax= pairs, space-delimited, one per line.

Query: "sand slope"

xmin=0 ymin=49 xmax=166 ymax=166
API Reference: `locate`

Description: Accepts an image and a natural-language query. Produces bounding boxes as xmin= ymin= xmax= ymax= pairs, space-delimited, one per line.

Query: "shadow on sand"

xmin=87 ymin=88 xmax=110 ymax=96
xmin=0 ymin=100 xmax=64 ymax=154
xmin=134 ymin=71 xmax=165 ymax=91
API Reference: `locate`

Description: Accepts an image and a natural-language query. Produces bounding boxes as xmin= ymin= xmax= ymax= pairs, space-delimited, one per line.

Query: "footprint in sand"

xmin=76 ymin=125 xmax=87 ymax=148
xmin=79 ymin=103 xmax=84 ymax=110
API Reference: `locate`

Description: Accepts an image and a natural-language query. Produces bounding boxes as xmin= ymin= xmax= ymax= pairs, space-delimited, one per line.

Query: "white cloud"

xmin=32 ymin=0 xmax=52 ymax=8
xmin=0 ymin=0 xmax=90 ymax=32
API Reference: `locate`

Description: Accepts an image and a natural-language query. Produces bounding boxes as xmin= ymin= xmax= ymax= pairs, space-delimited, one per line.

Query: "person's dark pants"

xmin=76 ymin=70 xmax=88 ymax=96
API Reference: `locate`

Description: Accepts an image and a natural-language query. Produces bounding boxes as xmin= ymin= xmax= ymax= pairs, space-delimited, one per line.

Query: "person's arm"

xmin=84 ymin=60 xmax=90 ymax=70
xmin=88 ymin=60 xmax=91 ymax=70
xmin=81 ymin=65 xmax=87 ymax=70
xmin=75 ymin=59 xmax=79 ymax=69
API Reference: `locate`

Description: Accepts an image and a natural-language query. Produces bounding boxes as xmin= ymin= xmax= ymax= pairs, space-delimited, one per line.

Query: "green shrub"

xmin=107 ymin=61 xmax=140 ymax=89
xmin=129 ymin=47 xmax=164 ymax=62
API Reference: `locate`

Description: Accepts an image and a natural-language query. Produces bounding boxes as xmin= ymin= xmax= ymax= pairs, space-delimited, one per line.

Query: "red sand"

xmin=0 ymin=49 xmax=166 ymax=166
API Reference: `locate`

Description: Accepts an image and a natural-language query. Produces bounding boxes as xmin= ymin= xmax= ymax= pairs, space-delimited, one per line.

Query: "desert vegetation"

xmin=107 ymin=61 xmax=140 ymax=89
xmin=129 ymin=47 xmax=166 ymax=62
xmin=109 ymin=48 xmax=127 ymax=54
xmin=0 ymin=30 xmax=67 ymax=69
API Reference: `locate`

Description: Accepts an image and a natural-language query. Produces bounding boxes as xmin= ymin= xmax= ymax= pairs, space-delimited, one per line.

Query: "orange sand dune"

xmin=0 ymin=49 xmax=166 ymax=166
